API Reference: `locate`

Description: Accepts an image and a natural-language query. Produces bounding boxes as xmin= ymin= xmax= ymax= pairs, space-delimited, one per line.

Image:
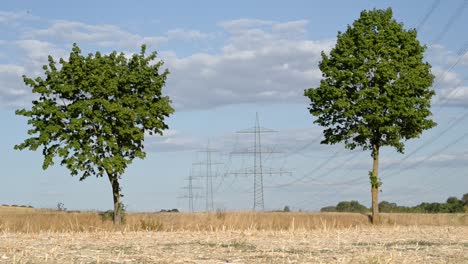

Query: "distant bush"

xmin=159 ymin=209 xmax=179 ymax=213
xmin=336 ymin=201 xmax=369 ymax=213
xmin=320 ymin=201 xmax=368 ymax=213
xmin=99 ymin=202 xmax=126 ymax=223
xmin=320 ymin=206 xmax=337 ymax=212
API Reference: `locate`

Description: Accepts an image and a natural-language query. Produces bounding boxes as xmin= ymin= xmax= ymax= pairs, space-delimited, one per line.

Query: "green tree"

xmin=336 ymin=200 xmax=369 ymax=213
xmin=15 ymin=44 xmax=173 ymax=224
xmin=320 ymin=206 xmax=337 ymax=212
xmin=378 ymin=201 xmax=397 ymax=212
xmin=304 ymin=8 xmax=435 ymax=224
xmin=446 ymin=196 xmax=459 ymax=204
xmin=461 ymin=193 xmax=468 ymax=206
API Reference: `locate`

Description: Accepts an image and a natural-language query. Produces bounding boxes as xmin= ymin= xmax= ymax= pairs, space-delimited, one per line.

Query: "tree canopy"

xmin=15 ymin=44 xmax=173 ymax=224
xmin=305 ymin=8 xmax=435 ymax=153
xmin=304 ymin=8 xmax=436 ymax=223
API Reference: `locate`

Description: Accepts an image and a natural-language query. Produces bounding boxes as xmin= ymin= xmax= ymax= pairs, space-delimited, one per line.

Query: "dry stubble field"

xmin=0 ymin=207 xmax=467 ymax=263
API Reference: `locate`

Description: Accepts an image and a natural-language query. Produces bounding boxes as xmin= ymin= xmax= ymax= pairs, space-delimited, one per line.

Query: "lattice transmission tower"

xmin=180 ymin=169 xmax=202 ymax=212
xmin=193 ymin=143 xmax=222 ymax=212
xmin=230 ymin=113 xmax=290 ymax=211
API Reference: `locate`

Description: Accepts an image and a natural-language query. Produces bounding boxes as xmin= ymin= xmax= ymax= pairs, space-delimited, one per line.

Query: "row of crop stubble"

xmin=0 ymin=206 xmax=466 ymax=233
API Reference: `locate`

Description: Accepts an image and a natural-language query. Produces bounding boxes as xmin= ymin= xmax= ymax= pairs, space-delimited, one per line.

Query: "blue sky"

xmin=1 ymin=0 xmax=467 ymax=212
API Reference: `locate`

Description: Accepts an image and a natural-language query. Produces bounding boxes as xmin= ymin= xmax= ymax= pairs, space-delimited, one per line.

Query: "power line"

xmin=381 ymin=105 xmax=468 ymax=177
xmin=384 ymin=128 xmax=468 ymax=180
xmin=431 ymin=0 xmax=468 ymax=44
xmin=416 ymin=0 xmax=441 ymax=32
xmin=431 ymin=40 xmax=468 ymax=90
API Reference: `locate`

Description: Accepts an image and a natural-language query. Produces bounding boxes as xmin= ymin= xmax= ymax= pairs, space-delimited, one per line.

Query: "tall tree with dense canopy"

xmin=304 ymin=8 xmax=436 ymax=224
xmin=15 ymin=44 xmax=174 ymax=224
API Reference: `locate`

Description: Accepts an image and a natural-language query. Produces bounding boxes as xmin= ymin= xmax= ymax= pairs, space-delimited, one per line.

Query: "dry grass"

xmin=0 ymin=206 xmax=466 ymax=233
xmin=0 ymin=226 xmax=466 ymax=263
xmin=0 ymin=207 xmax=467 ymax=263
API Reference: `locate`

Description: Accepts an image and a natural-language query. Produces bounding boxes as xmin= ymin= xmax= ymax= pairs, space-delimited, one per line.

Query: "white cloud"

xmin=272 ymin=20 xmax=309 ymax=33
xmin=1 ymin=17 xmax=334 ymax=110
xmin=0 ymin=64 xmax=31 ymax=107
xmin=145 ymin=129 xmax=202 ymax=152
xmin=26 ymin=20 xmax=209 ymax=50
xmin=219 ymin=18 xmax=273 ymax=32
xmin=27 ymin=20 xmax=166 ymax=49
xmin=0 ymin=10 xmax=36 ymax=25
xmin=436 ymin=85 xmax=468 ymax=107
xmin=167 ymin=29 xmax=208 ymax=41
xmin=7 ymin=17 xmax=466 ymax=113
xmin=393 ymin=152 xmax=468 ymax=169
xmin=162 ymin=21 xmax=334 ymax=110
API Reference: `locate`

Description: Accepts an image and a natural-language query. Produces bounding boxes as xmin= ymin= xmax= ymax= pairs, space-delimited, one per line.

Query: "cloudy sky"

xmin=1 ymin=0 xmax=467 ymax=212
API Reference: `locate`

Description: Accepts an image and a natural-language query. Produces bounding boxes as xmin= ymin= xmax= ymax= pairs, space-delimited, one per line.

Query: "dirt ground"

xmin=0 ymin=226 xmax=467 ymax=263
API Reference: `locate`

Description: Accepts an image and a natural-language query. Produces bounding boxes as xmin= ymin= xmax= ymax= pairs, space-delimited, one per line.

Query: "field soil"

xmin=1 ymin=226 xmax=467 ymax=263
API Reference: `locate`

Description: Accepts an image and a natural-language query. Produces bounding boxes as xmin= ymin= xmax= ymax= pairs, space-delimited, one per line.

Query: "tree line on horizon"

xmin=320 ymin=193 xmax=468 ymax=214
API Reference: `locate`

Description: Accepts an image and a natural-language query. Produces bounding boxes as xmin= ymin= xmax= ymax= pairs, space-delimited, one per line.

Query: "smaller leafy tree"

xmin=304 ymin=8 xmax=435 ymax=224
xmin=15 ymin=44 xmax=173 ymax=224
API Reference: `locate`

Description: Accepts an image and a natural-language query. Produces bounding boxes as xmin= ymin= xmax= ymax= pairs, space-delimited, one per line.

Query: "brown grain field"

xmin=0 ymin=207 xmax=467 ymax=263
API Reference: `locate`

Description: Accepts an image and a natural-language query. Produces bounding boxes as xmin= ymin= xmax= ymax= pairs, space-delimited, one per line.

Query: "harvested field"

xmin=0 ymin=226 xmax=467 ymax=263
xmin=1 ymin=208 xmax=467 ymax=263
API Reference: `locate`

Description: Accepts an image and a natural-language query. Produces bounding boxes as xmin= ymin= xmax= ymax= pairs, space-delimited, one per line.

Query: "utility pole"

xmin=193 ymin=143 xmax=222 ymax=212
xmin=180 ymin=169 xmax=202 ymax=212
xmin=230 ymin=113 xmax=290 ymax=211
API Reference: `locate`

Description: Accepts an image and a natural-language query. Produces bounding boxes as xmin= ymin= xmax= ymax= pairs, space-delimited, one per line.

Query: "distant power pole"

xmin=230 ymin=113 xmax=290 ymax=211
xmin=194 ymin=143 xmax=222 ymax=212
xmin=180 ymin=169 xmax=202 ymax=212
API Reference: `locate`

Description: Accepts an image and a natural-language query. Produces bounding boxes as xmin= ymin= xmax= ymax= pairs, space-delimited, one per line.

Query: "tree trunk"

xmin=370 ymin=144 xmax=380 ymax=224
xmin=108 ymin=173 xmax=122 ymax=225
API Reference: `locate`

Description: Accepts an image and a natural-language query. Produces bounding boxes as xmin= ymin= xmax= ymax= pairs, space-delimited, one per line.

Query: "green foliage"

xmin=446 ymin=196 xmax=459 ymax=204
xmin=323 ymin=193 xmax=467 ymax=213
xmin=378 ymin=194 xmax=466 ymax=213
xmin=378 ymin=201 xmax=398 ymax=212
xmin=100 ymin=202 xmax=127 ymax=222
xmin=320 ymin=206 xmax=337 ymax=212
xmin=15 ymin=43 xmax=173 ymax=224
xmin=335 ymin=200 xmax=369 ymax=213
xmin=15 ymin=43 xmax=174 ymax=181
xmin=369 ymin=171 xmax=382 ymax=188
xmin=304 ymin=8 xmax=436 ymax=154
xmin=460 ymin=193 xmax=468 ymax=206
xmin=99 ymin=210 xmax=115 ymax=222
xmin=283 ymin=206 xmax=291 ymax=212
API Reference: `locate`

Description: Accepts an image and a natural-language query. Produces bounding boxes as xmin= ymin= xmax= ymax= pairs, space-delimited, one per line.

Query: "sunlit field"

xmin=0 ymin=206 xmax=466 ymax=263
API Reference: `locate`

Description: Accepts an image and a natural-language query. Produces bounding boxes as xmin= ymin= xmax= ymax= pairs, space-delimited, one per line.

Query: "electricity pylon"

xmin=193 ymin=143 xmax=222 ymax=212
xmin=180 ymin=168 xmax=202 ymax=212
xmin=229 ymin=113 xmax=290 ymax=211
